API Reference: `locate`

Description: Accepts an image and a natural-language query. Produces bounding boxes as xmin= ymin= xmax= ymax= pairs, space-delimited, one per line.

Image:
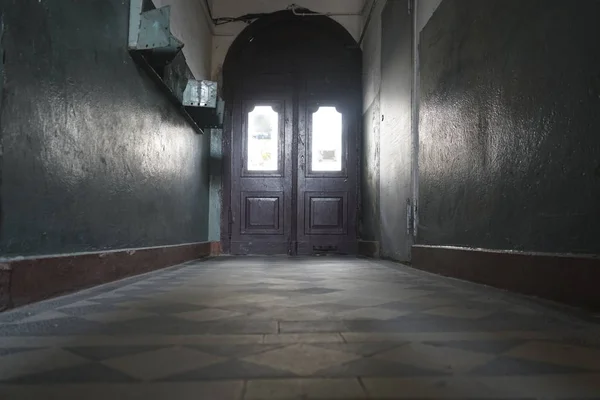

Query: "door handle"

xmin=300 ymin=154 xmax=305 ymax=171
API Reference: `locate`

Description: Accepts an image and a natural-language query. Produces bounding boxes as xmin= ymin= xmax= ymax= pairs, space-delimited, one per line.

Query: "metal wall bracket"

xmin=182 ymin=80 xmax=224 ymax=128
xmin=129 ymin=1 xmax=183 ymax=69
xmin=183 ymin=80 xmax=217 ymax=108
xmin=136 ymin=7 xmax=183 ymax=52
xmin=186 ymin=96 xmax=225 ymax=130
xmin=128 ymin=0 xmax=222 ymax=133
xmin=129 ymin=1 xmax=181 ymax=52
xmin=163 ymin=51 xmax=222 ymax=128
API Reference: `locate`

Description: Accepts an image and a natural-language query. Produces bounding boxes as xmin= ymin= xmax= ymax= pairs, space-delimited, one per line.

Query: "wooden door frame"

xmin=220 ymin=10 xmax=362 ymax=255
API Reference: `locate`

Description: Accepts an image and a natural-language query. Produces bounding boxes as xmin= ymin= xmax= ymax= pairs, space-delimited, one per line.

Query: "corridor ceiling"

xmin=208 ymin=0 xmax=367 ymax=38
xmin=209 ymin=0 xmax=367 ymax=18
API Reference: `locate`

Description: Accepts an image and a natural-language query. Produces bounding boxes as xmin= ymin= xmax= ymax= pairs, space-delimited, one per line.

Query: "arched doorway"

xmin=221 ymin=10 xmax=362 ymax=255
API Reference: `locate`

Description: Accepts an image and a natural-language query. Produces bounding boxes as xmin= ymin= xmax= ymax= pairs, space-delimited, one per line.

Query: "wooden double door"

xmin=227 ymin=74 xmax=359 ymax=255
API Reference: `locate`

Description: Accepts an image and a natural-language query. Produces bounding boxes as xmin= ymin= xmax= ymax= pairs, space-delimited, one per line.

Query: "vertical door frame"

xmin=220 ymin=77 xmax=234 ymax=254
xmin=411 ymin=0 xmax=420 ymax=241
xmin=378 ymin=0 xmax=415 ymax=261
xmin=0 ymin=15 xmax=4 ymax=246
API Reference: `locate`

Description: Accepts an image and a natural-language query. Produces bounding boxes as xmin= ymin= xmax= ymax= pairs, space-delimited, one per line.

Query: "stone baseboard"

xmin=0 ymin=241 xmax=217 ymax=310
xmin=412 ymin=245 xmax=600 ymax=310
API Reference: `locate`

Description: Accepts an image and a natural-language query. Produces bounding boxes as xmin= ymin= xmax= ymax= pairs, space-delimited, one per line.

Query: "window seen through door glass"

xmin=312 ymin=107 xmax=343 ymax=172
xmin=248 ymin=106 xmax=279 ymax=171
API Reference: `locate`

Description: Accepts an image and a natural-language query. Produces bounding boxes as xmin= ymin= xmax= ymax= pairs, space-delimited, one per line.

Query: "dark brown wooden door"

xmin=296 ymin=78 xmax=359 ymax=255
xmin=229 ymin=75 xmax=359 ymax=255
xmin=222 ymin=11 xmax=361 ymax=256
xmin=230 ymin=76 xmax=294 ymax=255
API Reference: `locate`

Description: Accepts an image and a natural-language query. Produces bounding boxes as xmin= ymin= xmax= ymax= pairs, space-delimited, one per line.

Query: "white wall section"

xmin=153 ymin=0 xmax=213 ymax=79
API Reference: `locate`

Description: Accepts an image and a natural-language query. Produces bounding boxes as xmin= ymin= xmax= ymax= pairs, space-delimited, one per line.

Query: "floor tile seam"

xmin=356 ymin=376 xmax=369 ymax=397
xmin=1 ymin=330 xmax=594 ymax=346
xmin=7 ymin=373 xmax=600 ymax=386
xmin=239 ymin=380 xmax=247 ymax=400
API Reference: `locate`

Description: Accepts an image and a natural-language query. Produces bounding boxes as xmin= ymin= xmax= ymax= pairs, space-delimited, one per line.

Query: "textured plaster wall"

xmin=0 ymin=0 xmax=213 ymax=257
xmin=418 ymin=0 xmax=600 ymax=254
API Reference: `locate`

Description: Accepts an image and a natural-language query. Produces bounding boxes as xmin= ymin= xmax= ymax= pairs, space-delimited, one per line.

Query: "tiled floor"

xmin=1 ymin=256 xmax=600 ymax=399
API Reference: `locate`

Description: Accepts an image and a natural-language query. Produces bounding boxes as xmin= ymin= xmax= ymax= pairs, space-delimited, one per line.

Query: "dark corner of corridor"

xmin=0 ymin=0 xmax=599 ymax=398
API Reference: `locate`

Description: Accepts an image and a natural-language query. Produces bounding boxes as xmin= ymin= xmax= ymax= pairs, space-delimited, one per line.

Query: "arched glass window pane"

xmin=248 ymin=106 xmax=279 ymax=171
xmin=311 ymin=107 xmax=342 ymax=172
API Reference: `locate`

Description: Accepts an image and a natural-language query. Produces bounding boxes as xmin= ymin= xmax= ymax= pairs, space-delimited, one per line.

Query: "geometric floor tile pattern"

xmin=0 ymin=256 xmax=599 ymax=399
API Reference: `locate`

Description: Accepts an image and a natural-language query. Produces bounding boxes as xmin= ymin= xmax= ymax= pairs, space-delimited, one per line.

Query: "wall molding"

xmin=0 ymin=241 xmax=218 ymax=311
xmin=412 ymin=245 xmax=600 ymax=310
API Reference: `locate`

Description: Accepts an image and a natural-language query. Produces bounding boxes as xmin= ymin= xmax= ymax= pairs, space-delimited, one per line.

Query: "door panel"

xmin=296 ymin=89 xmax=359 ymax=255
xmin=230 ymin=82 xmax=294 ymax=255
xmin=241 ymin=192 xmax=284 ymax=235
xmin=304 ymin=192 xmax=347 ymax=235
